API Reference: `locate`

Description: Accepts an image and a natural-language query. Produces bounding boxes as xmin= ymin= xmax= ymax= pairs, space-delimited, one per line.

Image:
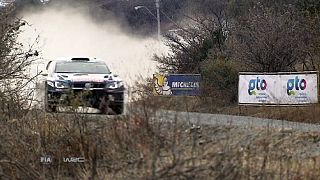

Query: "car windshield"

xmin=55 ymin=61 xmax=111 ymax=74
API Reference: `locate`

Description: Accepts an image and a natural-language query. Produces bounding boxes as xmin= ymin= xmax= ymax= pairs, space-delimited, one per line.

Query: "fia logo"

xmin=40 ymin=155 xmax=52 ymax=164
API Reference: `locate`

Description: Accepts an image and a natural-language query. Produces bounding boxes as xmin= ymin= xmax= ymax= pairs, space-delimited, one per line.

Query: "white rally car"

xmin=44 ymin=57 xmax=124 ymax=114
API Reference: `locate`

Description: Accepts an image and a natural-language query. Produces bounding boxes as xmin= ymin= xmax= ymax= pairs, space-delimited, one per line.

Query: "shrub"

xmin=200 ymin=56 xmax=239 ymax=106
xmin=0 ymin=5 xmax=39 ymax=118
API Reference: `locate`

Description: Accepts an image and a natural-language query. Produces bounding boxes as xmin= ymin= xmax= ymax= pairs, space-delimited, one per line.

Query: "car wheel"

xmin=112 ymin=104 xmax=124 ymax=115
xmin=46 ymin=104 xmax=57 ymax=112
xmin=99 ymin=96 xmax=123 ymax=115
xmin=44 ymin=85 xmax=57 ymax=113
xmin=45 ymin=95 xmax=57 ymax=113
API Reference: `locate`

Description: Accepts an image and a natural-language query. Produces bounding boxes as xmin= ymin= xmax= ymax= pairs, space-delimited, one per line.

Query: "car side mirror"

xmin=46 ymin=60 xmax=52 ymax=70
xmin=38 ymin=70 xmax=48 ymax=76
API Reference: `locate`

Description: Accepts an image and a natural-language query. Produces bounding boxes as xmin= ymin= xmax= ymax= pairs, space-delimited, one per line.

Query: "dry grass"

xmin=235 ymin=104 xmax=320 ymax=123
xmin=1 ymin=101 xmax=320 ymax=179
xmin=0 ymin=82 xmax=318 ymax=179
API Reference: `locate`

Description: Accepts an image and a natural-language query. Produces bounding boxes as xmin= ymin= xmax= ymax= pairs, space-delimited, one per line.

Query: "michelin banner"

xmin=153 ymin=74 xmax=201 ymax=96
xmin=238 ymin=72 xmax=318 ymax=105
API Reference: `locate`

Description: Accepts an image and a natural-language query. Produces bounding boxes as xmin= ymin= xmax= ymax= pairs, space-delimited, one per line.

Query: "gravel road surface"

xmin=44 ymin=105 xmax=320 ymax=133
xmin=143 ymin=109 xmax=320 ymax=132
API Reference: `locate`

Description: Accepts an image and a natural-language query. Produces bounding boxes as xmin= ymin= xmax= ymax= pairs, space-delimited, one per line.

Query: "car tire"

xmin=44 ymin=83 xmax=57 ymax=113
xmin=45 ymin=94 xmax=57 ymax=113
xmin=112 ymin=104 xmax=124 ymax=115
xmin=99 ymin=96 xmax=123 ymax=115
xmin=46 ymin=104 xmax=57 ymax=112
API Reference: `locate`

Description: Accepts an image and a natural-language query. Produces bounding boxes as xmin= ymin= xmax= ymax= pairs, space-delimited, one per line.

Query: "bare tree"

xmin=154 ymin=0 xmax=229 ymax=73
xmin=229 ymin=5 xmax=309 ymax=72
xmin=0 ymin=6 xmax=39 ymax=118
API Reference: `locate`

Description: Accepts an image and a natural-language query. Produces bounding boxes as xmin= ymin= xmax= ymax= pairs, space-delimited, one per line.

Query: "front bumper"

xmin=47 ymin=87 xmax=124 ymax=108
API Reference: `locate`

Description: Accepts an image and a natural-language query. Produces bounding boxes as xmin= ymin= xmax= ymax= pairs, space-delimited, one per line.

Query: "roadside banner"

xmin=279 ymin=74 xmax=318 ymax=104
xmin=238 ymin=72 xmax=318 ymax=105
xmin=238 ymin=74 xmax=280 ymax=104
xmin=153 ymin=74 xmax=201 ymax=96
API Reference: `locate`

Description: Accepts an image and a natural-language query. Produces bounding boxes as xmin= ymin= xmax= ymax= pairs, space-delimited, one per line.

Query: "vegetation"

xmin=149 ymin=0 xmax=320 ymax=108
xmin=2 ymin=99 xmax=320 ymax=178
xmin=1 ymin=0 xmax=320 ymax=179
xmin=0 ymin=5 xmax=39 ymax=119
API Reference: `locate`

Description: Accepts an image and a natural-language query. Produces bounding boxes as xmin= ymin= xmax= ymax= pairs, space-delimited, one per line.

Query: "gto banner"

xmin=238 ymin=72 xmax=318 ymax=105
xmin=153 ymin=74 xmax=201 ymax=96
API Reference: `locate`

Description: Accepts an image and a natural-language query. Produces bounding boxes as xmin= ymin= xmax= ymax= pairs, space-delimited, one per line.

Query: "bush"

xmin=0 ymin=5 xmax=39 ymax=118
xmin=200 ymin=56 xmax=239 ymax=106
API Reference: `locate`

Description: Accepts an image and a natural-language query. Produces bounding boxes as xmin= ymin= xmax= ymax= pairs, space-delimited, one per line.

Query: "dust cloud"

xmin=19 ymin=4 xmax=167 ymax=86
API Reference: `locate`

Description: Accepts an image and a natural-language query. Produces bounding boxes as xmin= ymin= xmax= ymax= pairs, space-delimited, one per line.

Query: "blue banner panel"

xmin=153 ymin=74 xmax=201 ymax=96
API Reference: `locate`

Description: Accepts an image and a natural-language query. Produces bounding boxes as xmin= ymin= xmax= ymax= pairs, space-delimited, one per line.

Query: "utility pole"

xmin=155 ymin=0 xmax=161 ymax=41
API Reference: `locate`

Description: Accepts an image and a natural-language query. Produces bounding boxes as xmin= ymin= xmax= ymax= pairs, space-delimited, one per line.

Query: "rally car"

xmin=44 ymin=57 xmax=124 ymax=114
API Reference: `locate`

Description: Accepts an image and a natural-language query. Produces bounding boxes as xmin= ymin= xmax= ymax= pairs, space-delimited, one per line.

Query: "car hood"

xmin=51 ymin=73 xmax=122 ymax=83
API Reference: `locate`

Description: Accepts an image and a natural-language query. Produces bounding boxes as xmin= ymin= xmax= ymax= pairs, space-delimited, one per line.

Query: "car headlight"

xmin=47 ymin=81 xmax=54 ymax=87
xmin=118 ymin=81 xmax=124 ymax=88
xmin=55 ymin=81 xmax=70 ymax=89
xmin=105 ymin=81 xmax=124 ymax=89
xmin=47 ymin=81 xmax=70 ymax=89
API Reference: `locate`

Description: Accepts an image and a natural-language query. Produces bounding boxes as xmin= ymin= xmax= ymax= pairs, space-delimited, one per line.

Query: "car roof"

xmin=54 ymin=57 xmax=106 ymax=63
